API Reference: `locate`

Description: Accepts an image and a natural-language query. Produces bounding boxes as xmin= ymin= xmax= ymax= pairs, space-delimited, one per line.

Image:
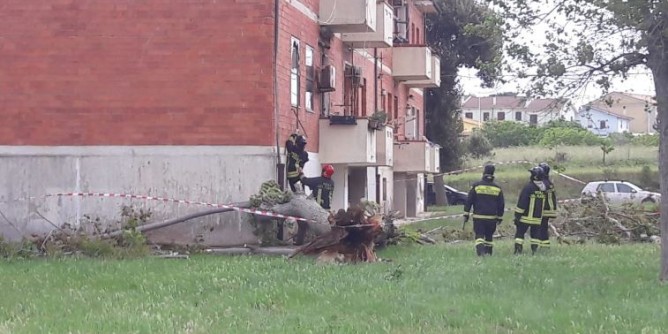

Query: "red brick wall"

xmin=0 ymin=1 xmax=274 ymax=145
xmin=275 ymin=0 xmax=432 ymax=152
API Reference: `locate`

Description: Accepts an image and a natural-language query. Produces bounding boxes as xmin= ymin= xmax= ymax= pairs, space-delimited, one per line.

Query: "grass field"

xmin=440 ymin=145 xmax=661 ymax=202
xmin=1 ymin=243 xmax=667 ymax=334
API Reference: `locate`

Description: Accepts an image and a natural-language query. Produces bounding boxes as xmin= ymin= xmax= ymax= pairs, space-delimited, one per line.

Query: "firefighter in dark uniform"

xmin=463 ymin=164 xmax=505 ymax=256
xmin=286 ymin=134 xmax=309 ymax=192
xmin=539 ymin=162 xmax=557 ymax=251
xmin=513 ymin=166 xmax=547 ymax=255
xmin=293 ymin=165 xmax=335 ymax=245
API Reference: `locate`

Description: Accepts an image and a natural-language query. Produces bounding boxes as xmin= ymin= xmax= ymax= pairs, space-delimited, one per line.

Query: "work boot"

xmin=514 ymin=243 xmax=523 ymax=255
xmin=531 ymin=244 xmax=538 ymax=255
xmin=475 ymin=244 xmax=486 ymax=256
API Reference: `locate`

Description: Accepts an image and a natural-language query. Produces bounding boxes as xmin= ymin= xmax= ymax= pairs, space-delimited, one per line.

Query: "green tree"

xmin=600 ymin=140 xmax=615 ymax=164
xmin=495 ymin=0 xmax=668 ymax=280
xmin=481 ymin=120 xmax=542 ymax=147
xmin=466 ymin=130 xmax=494 ymax=158
xmin=425 ymin=0 xmax=503 ymax=172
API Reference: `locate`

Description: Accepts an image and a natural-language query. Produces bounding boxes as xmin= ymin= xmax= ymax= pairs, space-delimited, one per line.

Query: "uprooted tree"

xmin=493 ymin=0 xmax=668 ymax=281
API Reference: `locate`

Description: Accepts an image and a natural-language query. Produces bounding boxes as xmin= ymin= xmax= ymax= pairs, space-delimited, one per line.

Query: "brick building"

xmin=0 ymin=0 xmax=441 ymax=244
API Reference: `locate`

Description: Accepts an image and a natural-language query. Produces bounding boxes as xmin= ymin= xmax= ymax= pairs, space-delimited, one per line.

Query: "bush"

xmin=481 ymin=121 xmax=542 ymax=147
xmin=466 ymin=130 xmax=493 ymax=158
xmin=632 ymin=134 xmax=659 ymax=146
xmin=538 ymin=127 xmax=604 ymax=147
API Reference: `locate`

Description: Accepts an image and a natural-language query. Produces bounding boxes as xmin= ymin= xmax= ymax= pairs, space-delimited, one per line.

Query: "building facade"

xmin=461 ymin=94 xmax=573 ymax=126
xmin=585 ymin=92 xmax=657 ymax=134
xmin=0 ymin=0 xmax=441 ymax=244
xmin=575 ymin=106 xmax=632 ymax=136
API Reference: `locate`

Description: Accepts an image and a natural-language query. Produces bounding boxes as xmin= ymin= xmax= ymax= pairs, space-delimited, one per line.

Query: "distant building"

xmin=584 ymin=92 xmax=657 ymax=134
xmin=575 ymin=105 xmax=632 ymax=136
xmin=461 ymin=94 xmax=573 ymax=126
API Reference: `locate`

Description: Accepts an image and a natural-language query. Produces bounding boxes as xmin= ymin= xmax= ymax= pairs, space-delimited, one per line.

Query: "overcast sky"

xmin=457 ymin=4 xmax=657 ymax=107
xmin=458 ymin=66 xmax=656 ymax=106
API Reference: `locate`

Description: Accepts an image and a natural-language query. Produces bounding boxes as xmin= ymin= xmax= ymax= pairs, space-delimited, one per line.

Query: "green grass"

xmin=464 ymin=145 xmax=658 ymax=168
xmin=1 ymin=244 xmax=667 ymax=333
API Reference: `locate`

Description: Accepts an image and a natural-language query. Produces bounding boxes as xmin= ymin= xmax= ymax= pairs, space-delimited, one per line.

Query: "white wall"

xmin=0 ymin=146 xmax=277 ymax=246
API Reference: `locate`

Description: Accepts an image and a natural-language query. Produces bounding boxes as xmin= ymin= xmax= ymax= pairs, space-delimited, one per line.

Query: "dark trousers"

xmin=473 ymin=219 xmax=497 ymax=256
xmin=287 ymin=176 xmax=300 ymax=192
xmin=514 ymin=222 xmax=541 ymax=254
xmin=540 ymin=217 xmax=551 ymax=248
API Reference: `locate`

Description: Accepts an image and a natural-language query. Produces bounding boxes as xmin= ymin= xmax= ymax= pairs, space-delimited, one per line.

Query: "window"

xmin=290 ymin=38 xmax=300 ymax=107
xmin=411 ymin=23 xmax=415 ymax=43
xmin=616 ymin=183 xmax=636 ymax=193
xmin=343 ymin=64 xmax=361 ymax=116
xmin=416 ymin=28 xmax=420 ymax=44
xmin=360 ymin=78 xmax=367 ymax=116
xmin=515 ymin=112 xmax=522 ymax=121
xmin=483 ymin=112 xmax=490 ymax=121
xmin=464 ymin=112 xmax=473 ymax=119
xmin=497 ymin=112 xmax=505 ymax=121
xmin=394 ymin=96 xmax=399 ymax=120
xmin=304 ymin=45 xmax=315 ymax=112
xmin=597 ymin=183 xmax=615 ymax=193
xmin=382 ymin=178 xmax=387 ymax=201
xmin=529 ymin=114 xmax=538 ymax=125
xmin=600 ymin=120 xmax=607 ymax=129
xmin=387 ymin=93 xmax=393 ymax=120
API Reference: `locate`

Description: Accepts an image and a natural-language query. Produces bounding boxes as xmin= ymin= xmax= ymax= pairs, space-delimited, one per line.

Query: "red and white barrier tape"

xmin=2 ymin=192 xmax=315 ymax=223
xmin=441 ymin=160 xmax=532 ymax=176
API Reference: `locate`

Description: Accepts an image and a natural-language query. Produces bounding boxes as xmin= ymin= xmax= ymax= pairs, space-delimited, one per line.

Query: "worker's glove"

xmin=463 ymin=214 xmax=470 ymax=223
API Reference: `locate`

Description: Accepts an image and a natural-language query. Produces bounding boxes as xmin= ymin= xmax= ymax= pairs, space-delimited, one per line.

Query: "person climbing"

xmin=285 ymin=133 xmax=309 ymax=192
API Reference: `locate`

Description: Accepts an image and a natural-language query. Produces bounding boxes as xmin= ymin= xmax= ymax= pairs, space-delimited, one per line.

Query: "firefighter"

xmin=300 ymin=164 xmax=335 ymax=210
xmin=293 ymin=165 xmax=335 ymax=245
xmin=513 ymin=166 xmax=547 ymax=255
xmin=463 ymin=164 xmax=505 ymax=256
xmin=286 ymin=134 xmax=309 ymax=192
xmin=539 ymin=162 xmax=557 ymax=251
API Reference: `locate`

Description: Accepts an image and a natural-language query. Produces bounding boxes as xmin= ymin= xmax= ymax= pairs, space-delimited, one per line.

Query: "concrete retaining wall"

xmin=0 ymin=146 xmax=280 ymax=246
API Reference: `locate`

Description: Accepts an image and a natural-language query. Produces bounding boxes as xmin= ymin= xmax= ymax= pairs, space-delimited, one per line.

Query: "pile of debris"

xmin=551 ymin=194 xmax=660 ymax=244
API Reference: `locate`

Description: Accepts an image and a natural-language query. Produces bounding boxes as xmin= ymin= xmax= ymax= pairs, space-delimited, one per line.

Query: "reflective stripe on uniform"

xmin=474 ymin=185 xmax=501 ymax=196
xmin=515 ymin=238 xmax=524 ymax=245
xmin=520 ymin=217 xmax=541 ymax=225
xmin=514 ymin=207 xmax=525 ymax=214
xmin=530 ymin=238 xmax=541 ymax=245
xmin=484 ymin=240 xmax=494 ymax=246
xmin=472 ymin=214 xmax=498 ymax=220
xmin=541 ymin=240 xmax=551 ymax=247
xmin=543 ymin=210 xmax=557 ymax=218
xmin=475 ymin=238 xmax=485 ymax=245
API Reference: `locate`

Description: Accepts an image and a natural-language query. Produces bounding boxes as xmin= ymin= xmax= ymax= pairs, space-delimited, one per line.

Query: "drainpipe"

xmin=374 ymin=48 xmax=380 ymax=204
xmin=273 ymin=0 xmax=285 ymax=190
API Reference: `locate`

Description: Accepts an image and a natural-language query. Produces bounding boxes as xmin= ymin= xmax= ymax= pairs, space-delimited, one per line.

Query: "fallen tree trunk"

xmin=267 ymin=194 xmax=332 ymax=239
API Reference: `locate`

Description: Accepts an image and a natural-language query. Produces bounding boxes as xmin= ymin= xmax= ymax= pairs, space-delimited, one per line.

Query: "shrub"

xmin=466 ymin=130 xmax=493 ymax=158
xmin=481 ymin=121 xmax=542 ymax=147
xmin=539 ymin=127 xmax=604 ymax=147
xmin=632 ymin=134 xmax=659 ymax=146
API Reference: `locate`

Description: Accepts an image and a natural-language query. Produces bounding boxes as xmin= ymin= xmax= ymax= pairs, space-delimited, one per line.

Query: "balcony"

xmin=376 ymin=125 xmax=394 ymax=166
xmin=319 ymin=0 xmax=376 ymax=33
xmin=404 ymin=55 xmax=441 ymax=88
xmin=319 ymin=117 xmax=378 ymax=166
xmin=341 ymin=2 xmax=393 ymax=48
xmin=391 ymin=46 xmax=433 ymax=81
xmin=393 ymin=140 xmax=441 ymax=173
xmin=414 ymin=0 xmax=438 ymax=14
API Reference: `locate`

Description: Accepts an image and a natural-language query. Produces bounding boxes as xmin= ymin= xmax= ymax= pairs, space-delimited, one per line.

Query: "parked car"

xmin=426 ymin=183 xmax=469 ymax=206
xmin=580 ymin=180 xmax=661 ymax=205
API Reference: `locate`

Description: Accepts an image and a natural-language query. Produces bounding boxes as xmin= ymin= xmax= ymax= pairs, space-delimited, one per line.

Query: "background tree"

xmin=494 ymin=0 xmax=668 ymax=281
xmin=425 ymin=0 xmax=504 ymax=173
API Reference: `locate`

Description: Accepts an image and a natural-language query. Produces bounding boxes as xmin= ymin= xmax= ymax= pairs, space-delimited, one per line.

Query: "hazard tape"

xmin=441 ymin=160 xmax=532 ymax=176
xmin=397 ymin=198 xmax=583 ymax=225
xmin=2 ymin=192 xmax=316 ymax=223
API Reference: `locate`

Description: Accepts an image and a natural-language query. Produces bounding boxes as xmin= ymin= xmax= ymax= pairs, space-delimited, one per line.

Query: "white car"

xmin=581 ymin=181 xmax=661 ymax=205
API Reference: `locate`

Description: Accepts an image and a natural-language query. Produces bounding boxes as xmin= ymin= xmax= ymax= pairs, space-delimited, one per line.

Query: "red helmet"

xmin=322 ymin=164 xmax=334 ymax=178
